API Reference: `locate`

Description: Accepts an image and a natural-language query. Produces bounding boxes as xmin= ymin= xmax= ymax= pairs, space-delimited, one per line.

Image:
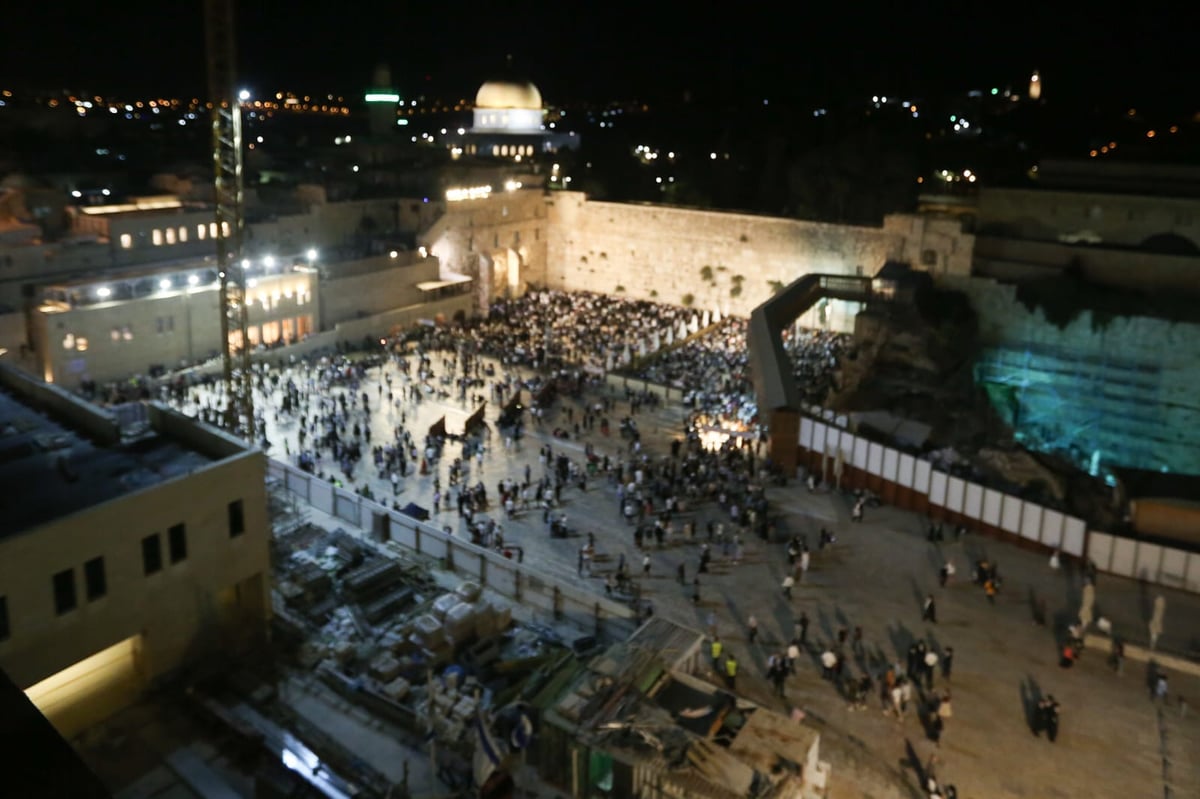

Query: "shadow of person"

xmin=1020 ymin=675 xmax=1044 ymax=734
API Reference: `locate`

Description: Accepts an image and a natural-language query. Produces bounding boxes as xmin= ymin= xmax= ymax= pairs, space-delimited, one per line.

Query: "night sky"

xmin=3 ymin=1 xmax=1195 ymax=110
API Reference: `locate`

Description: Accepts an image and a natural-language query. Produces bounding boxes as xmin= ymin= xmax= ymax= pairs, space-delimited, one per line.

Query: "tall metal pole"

xmin=205 ymin=0 xmax=254 ymax=438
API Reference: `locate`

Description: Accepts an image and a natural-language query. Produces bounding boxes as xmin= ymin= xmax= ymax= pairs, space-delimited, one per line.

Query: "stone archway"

xmin=484 ymin=247 xmax=525 ymax=303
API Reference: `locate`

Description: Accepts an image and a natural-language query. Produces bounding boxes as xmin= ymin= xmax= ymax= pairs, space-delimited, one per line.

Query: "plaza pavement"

xmin=181 ymin=354 xmax=1200 ymax=798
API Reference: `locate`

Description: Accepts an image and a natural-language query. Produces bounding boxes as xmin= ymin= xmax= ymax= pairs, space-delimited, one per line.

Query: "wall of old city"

xmin=421 ymin=190 xmax=974 ymax=315
xmin=319 ymin=252 xmax=442 ymax=327
xmin=944 ymin=275 xmax=1200 ymax=475
xmin=977 ymin=187 xmax=1200 ymax=249
xmin=546 ymin=194 xmax=899 ymax=316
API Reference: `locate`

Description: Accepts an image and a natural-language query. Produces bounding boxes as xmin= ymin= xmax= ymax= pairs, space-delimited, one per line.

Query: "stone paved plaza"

xmin=176 ymin=350 xmax=1200 ymax=799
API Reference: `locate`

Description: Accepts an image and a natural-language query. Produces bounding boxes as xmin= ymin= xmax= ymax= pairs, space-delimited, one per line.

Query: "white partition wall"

xmin=1041 ymin=510 xmax=1064 ymax=548
xmin=982 ymin=489 xmax=1003 ymax=527
xmin=1000 ymin=496 xmax=1023 ymax=534
xmin=867 ymin=443 xmax=884 ymax=475
xmin=1088 ymin=532 xmax=1113 ymax=570
xmin=799 ymin=417 xmax=814 ymax=450
xmin=853 ymin=437 xmax=869 ymax=469
xmin=882 ymin=448 xmax=899 ymax=483
xmin=1020 ymin=503 xmax=1043 ymax=541
xmin=946 ymin=477 xmax=966 ymax=514
xmin=964 ymin=482 xmax=984 ymax=520
xmin=1062 ymin=518 xmax=1086 ymax=556
xmin=1134 ymin=543 xmax=1163 ymax=582
xmin=913 ymin=460 xmax=932 ymax=495
xmin=792 ymin=410 xmax=1198 ymax=595
xmin=1110 ymin=537 xmax=1136 ymax=577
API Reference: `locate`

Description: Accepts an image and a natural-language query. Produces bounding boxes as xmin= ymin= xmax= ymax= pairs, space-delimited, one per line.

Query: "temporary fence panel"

xmin=1088 ymin=532 xmax=1113 ymax=571
xmin=945 ymin=477 xmax=965 ymax=514
xmin=812 ymin=422 xmax=828 ymax=453
xmin=310 ymin=479 xmax=335 ymax=516
xmin=799 ymin=417 xmax=813 ymax=449
xmin=1109 ymin=537 xmax=1137 ymax=577
xmin=852 ymin=437 xmax=869 ymax=469
xmin=333 ymin=489 xmax=361 ymax=527
xmin=913 ymin=460 xmax=932 ymax=495
xmin=286 ymin=468 xmax=311 ymax=501
xmin=1041 ymin=510 xmax=1064 ymax=549
xmin=1000 ymin=495 xmax=1022 ymax=535
xmin=1019 ymin=503 xmax=1042 ymax=541
xmin=963 ymin=482 xmax=984 ymax=520
xmin=882 ymin=448 xmax=899 ymax=484
xmin=1186 ymin=553 xmax=1200 ymax=593
xmin=867 ymin=443 xmax=884 ymax=478
xmin=981 ymin=488 xmax=1003 ymax=527
xmin=825 ymin=425 xmax=841 ymax=452
xmin=928 ymin=471 xmax=948 ymax=507
xmin=389 ymin=516 xmax=418 ymax=550
xmin=1062 ymin=517 xmax=1086 ymax=556
xmin=898 ymin=454 xmax=916 ymax=489
xmin=1160 ymin=547 xmax=1189 ymax=589
xmin=1134 ymin=542 xmax=1163 ymax=582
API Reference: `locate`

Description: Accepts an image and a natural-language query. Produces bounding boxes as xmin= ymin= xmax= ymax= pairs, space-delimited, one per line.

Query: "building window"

xmin=228 ymin=499 xmax=245 ymax=537
xmin=53 ymin=569 xmax=77 ymax=615
xmin=120 ymin=233 xmax=133 ymax=249
xmin=197 ymin=224 xmax=207 ymax=240
xmin=493 ymin=233 xmax=499 ymax=248
xmin=534 ymin=228 xmax=540 ymax=241
xmin=178 ymin=226 xmax=188 ymax=242
xmin=221 ymin=221 xmax=231 ymax=237
xmin=111 ymin=328 xmax=121 ymax=342
xmin=0 ymin=595 xmax=8 ymax=641
xmin=62 ymin=334 xmax=75 ymax=350
xmin=152 ymin=229 xmax=163 ymax=246
xmin=921 ymin=249 xmax=938 ymax=266
xmin=209 ymin=222 xmax=218 ymax=239
xmin=142 ymin=533 xmax=162 ymax=575
xmin=165 ymin=227 xmax=177 ymax=245
xmin=169 ymin=523 xmax=188 ymax=563
xmin=75 ymin=337 xmax=89 ymax=352
xmin=122 ymin=325 xmax=133 ymax=341
xmin=84 ymin=556 xmax=107 ymax=601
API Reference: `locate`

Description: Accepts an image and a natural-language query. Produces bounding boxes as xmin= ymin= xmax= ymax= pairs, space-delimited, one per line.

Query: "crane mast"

xmin=204 ymin=0 xmax=254 ymax=438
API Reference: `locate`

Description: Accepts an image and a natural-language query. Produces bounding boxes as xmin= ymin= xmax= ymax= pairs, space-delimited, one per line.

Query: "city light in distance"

xmin=504 ymin=180 xmax=523 ymax=192
xmin=187 ymin=275 xmax=200 ymax=286
xmin=446 ymin=186 xmax=493 ymax=202
xmin=159 ymin=279 xmax=171 ymax=291
xmin=364 ymin=93 xmax=400 ymax=103
xmin=306 ymin=248 xmax=318 ymax=261
xmin=389 ymin=250 xmax=399 ymax=259
xmin=262 ymin=255 xmax=276 ymax=268
xmin=96 ymin=287 xmax=111 ymax=298
xmin=238 ymin=89 xmax=251 ymax=101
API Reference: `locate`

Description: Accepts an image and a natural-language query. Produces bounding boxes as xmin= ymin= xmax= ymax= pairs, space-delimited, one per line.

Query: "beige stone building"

xmin=0 ymin=365 xmax=270 ymax=737
xmin=424 ymin=189 xmax=974 ymax=328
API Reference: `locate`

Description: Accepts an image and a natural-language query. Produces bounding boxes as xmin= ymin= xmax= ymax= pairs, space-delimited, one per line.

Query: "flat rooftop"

xmin=0 ymin=387 xmax=214 ymax=537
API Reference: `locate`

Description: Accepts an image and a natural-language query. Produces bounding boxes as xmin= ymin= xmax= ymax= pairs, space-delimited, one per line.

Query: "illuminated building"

xmin=0 ymin=364 xmax=270 ymax=737
xmin=449 ymin=76 xmax=579 ymax=160
xmin=365 ymin=63 xmax=401 ymax=137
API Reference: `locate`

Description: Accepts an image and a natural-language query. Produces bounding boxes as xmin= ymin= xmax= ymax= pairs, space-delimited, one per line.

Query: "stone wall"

xmin=422 ymin=190 xmax=973 ymax=316
xmin=977 ymin=187 xmax=1200 ymax=249
xmin=320 ymin=253 xmax=442 ymax=327
xmin=945 ymin=275 xmax=1200 ymax=475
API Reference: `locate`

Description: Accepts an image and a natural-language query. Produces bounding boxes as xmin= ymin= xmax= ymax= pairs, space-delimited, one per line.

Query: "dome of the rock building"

xmin=475 ymin=80 xmax=543 ymax=110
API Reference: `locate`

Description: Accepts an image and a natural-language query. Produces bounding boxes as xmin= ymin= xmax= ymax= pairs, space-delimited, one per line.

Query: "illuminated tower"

xmin=1029 ymin=70 xmax=1042 ymax=101
xmin=366 ymin=63 xmax=400 ymax=137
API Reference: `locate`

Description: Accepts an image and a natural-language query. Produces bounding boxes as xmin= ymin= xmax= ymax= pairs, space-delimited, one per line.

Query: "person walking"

xmin=941 ymin=647 xmax=954 ymax=681
xmin=724 ymin=653 xmax=738 ymax=690
xmin=643 ymin=553 xmax=651 ymax=576
xmin=677 ymin=562 xmax=686 ymax=585
xmin=710 ymin=636 xmax=723 ymax=672
xmin=782 ymin=574 xmax=795 ymax=599
xmin=797 ymin=612 xmax=810 ymax=646
xmin=748 ymin=614 xmax=759 ymax=645
xmin=922 ymin=594 xmax=938 ymax=624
